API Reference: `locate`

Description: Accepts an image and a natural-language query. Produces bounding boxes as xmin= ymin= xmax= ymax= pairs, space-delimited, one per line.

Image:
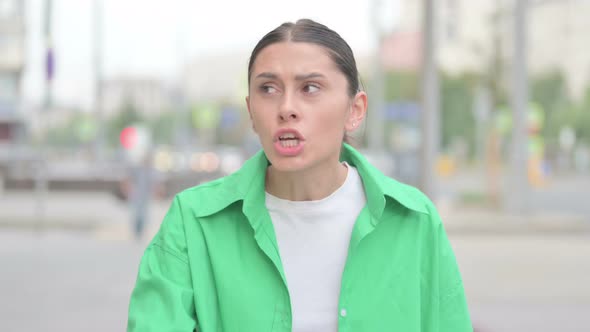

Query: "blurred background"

xmin=1 ymin=0 xmax=589 ymax=331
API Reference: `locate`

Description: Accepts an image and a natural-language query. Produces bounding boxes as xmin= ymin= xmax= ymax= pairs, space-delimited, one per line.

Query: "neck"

xmin=265 ymin=161 xmax=348 ymax=201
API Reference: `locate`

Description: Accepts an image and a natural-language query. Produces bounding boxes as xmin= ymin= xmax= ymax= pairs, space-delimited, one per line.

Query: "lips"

xmin=274 ymin=129 xmax=304 ymax=144
xmin=272 ymin=128 xmax=305 ymax=156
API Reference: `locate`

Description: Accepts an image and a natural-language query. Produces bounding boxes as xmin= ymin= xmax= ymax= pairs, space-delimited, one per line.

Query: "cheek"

xmin=250 ymin=111 xmax=272 ymax=135
xmin=315 ymin=102 xmax=349 ymax=132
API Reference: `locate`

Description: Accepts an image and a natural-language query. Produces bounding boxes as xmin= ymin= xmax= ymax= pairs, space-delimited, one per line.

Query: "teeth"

xmin=280 ymin=139 xmax=299 ymax=148
xmin=280 ymin=133 xmax=296 ymax=139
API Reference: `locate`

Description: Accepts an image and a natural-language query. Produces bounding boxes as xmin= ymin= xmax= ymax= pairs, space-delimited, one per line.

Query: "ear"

xmin=245 ymin=96 xmax=256 ymax=133
xmin=345 ymin=91 xmax=368 ymax=132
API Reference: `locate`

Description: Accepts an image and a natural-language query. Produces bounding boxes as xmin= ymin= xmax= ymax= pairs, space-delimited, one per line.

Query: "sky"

xmin=22 ymin=0 xmax=402 ymax=111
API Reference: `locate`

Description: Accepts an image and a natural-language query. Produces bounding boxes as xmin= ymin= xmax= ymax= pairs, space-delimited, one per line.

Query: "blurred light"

xmin=173 ymin=152 xmax=188 ymax=172
xmin=221 ymin=154 xmax=242 ymax=174
xmin=119 ymin=126 xmax=137 ymax=150
xmin=190 ymin=153 xmax=202 ymax=172
xmin=121 ymin=125 xmax=152 ymax=164
xmin=200 ymin=152 xmax=220 ymax=173
xmin=154 ymin=150 xmax=173 ymax=172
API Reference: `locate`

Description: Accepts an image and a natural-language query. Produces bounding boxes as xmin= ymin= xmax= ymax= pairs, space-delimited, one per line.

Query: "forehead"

xmin=251 ymin=42 xmax=340 ymax=76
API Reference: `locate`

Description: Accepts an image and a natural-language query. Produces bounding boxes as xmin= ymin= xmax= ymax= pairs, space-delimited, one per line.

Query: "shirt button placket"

xmin=338 ymin=307 xmax=349 ymax=332
xmin=340 ymin=308 xmax=347 ymax=318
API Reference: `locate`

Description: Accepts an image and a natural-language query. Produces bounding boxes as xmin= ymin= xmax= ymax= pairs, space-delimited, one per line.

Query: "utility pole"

xmin=420 ymin=0 xmax=440 ymax=200
xmin=44 ymin=0 xmax=53 ymax=109
xmin=507 ymin=0 xmax=530 ymax=213
xmin=93 ymin=0 xmax=104 ymax=162
xmin=37 ymin=0 xmax=54 ymax=231
xmin=368 ymin=0 xmax=385 ymax=153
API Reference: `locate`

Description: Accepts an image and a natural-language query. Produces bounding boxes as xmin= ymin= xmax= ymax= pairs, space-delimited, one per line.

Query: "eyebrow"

xmin=254 ymin=72 xmax=326 ymax=81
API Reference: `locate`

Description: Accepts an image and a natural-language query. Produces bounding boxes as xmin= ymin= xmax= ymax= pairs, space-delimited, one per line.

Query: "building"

xmin=387 ymin=0 xmax=590 ymax=99
xmin=101 ymin=77 xmax=172 ymax=118
xmin=181 ymin=49 xmax=373 ymax=105
xmin=0 ymin=0 xmax=26 ymax=144
xmin=182 ymin=52 xmax=249 ymax=105
xmin=530 ymin=1 xmax=590 ymax=98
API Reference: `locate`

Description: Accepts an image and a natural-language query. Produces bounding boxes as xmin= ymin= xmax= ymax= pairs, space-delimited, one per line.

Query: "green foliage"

xmin=382 ymin=69 xmax=590 ymax=157
xmin=383 ymin=71 xmax=477 ymax=155
xmin=530 ymin=72 xmax=590 ymax=146
xmin=530 ymin=71 xmax=569 ymax=141
xmin=147 ymin=110 xmax=191 ymax=145
xmin=44 ymin=112 xmax=95 ymax=147
xmin=44 ymin=122 xmax=78 ymax=146
xmin=384 ymin=71 xmax=419 ymax=101
xmin=572 ymin=87 xmax=590 ymax=145
xmin=531 ymin=71 xmax=567 ymax=114
xmin=440 ymin=74 xmax=476 ymax=155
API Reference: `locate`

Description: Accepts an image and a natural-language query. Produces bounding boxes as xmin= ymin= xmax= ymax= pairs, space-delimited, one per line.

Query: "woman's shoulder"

xmin=371 ymin=173 xmax=435 ymax=213
xmin=173 ymin=150 xmax=267 ymax=217
xmin=172 ymin=173 xmax=242 ymax=215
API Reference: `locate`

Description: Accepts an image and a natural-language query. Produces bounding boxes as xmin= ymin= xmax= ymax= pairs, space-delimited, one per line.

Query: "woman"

xmin=128 ymin=19 xmax=472 ymax=332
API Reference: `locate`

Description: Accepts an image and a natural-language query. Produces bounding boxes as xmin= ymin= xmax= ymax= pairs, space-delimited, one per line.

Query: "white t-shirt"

xmin=265 ymin=163 xmax=367 ymax=332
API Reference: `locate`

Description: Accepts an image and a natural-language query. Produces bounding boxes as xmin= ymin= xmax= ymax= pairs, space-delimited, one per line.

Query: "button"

xmin=340 ymin=309 xmax=347 ymax=317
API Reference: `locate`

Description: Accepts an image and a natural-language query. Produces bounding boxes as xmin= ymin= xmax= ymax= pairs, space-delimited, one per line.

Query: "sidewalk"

xmin=436 ymin=171 xmax=590 ymax=234
xmin=1 ymin=190 xmax=589 ymax=235
xmin=441 ymin=208 xmax=590 ymax=235
xmin=0 ymin=191 xmax=171 ymax=235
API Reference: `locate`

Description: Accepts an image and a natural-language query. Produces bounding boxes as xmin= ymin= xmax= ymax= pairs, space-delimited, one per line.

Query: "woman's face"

xmin=246 ymin=42 xmax=366 ymax=173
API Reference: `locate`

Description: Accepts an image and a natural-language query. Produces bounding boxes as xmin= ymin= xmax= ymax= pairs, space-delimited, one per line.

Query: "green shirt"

xmin=128 ymin=144 xmax=472 ymax=332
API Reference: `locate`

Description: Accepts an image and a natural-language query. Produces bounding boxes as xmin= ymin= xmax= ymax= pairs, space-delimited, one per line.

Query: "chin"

xmin=266 ymin=154 xmax=308 ymax=173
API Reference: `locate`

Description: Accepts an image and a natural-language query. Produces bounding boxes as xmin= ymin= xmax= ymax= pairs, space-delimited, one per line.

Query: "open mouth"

xmin=278 ymin=133 xmax=301 ymax=148
xmin=273 ymin=129 xmax=305 ymax=156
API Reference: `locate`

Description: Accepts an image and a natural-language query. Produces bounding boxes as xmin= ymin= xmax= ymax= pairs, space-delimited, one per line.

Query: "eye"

xmin=303 ymin=83 xmax=320 ymax=94
xmin=260 ymin=84 xmax=278 ymax=94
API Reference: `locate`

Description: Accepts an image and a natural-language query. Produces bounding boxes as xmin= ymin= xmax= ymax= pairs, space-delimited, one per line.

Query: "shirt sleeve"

xmin=436 ymin=217 xmax=473 ymax=332
xmin=127 ymin=196 xmax=198 ymax=332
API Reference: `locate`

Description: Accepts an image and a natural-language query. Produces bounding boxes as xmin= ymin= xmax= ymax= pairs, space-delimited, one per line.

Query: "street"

xmin=456 ymin=233 xmax=590 ymax=332
xmin=0 ymin=228 xmax=589 ymax=331
xmin=0 ymin=230 xmax=144 ymax=332
xmin=2 ymin=0 xmax=590 ymax=331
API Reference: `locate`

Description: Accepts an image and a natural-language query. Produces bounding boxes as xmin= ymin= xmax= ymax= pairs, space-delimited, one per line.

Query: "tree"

xmin=440 ymin=73 xmax=477 ymax=156
xmin=383 ymin=70 xmax=478 ymax=155
xmin=530 ymin=71 xmax=569 ymax=141
xmin=147 ymin=110 xmax=187 ymax=145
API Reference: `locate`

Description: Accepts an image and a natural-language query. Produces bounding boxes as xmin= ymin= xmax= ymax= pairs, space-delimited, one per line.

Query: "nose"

xmin=278 ymin=92 xmax=300 ymax=122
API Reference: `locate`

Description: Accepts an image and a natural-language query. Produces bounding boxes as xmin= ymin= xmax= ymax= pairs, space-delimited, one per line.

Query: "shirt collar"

xmin=192 ymin=144 xmax=429 ymax=222
xmin=339 ymin=143 xmax=430 ymax=218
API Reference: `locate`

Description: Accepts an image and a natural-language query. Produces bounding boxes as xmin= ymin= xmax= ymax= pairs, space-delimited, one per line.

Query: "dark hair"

xmin=247 ymin=19 xmax=361 ymax=98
